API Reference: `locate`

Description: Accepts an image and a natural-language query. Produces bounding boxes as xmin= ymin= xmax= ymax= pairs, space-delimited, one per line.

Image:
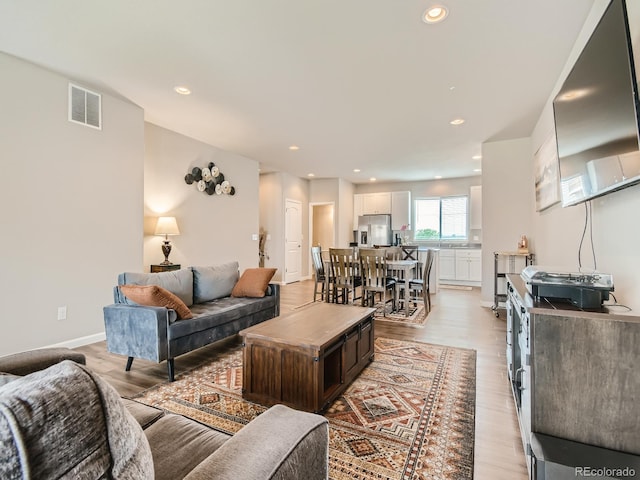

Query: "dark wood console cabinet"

xmin=506 ymin=275 xmax=640 ymax=479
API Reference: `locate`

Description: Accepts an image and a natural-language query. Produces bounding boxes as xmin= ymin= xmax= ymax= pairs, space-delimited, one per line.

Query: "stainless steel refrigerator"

xmin=357 ymin=214 xmax=392 ymax=247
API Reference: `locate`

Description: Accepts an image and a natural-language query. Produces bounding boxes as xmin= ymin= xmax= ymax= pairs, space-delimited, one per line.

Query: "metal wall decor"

xmin=184 ymin=162 xmax=236 ymax=196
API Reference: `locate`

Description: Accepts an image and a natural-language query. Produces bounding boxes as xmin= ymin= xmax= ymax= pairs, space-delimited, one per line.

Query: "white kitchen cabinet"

xmin=454 ymin=249 xmax=482 ymax=281
xmin=391 ymin=191 xmax=411 ymax=230
xmin=439 ymin=249 xmax=456 ymax=280
xmin=469 ymin=186 xmax=482 ymax=230
xmin=362 ymin=192 xmax=391 ymax=214
xmin=353 ymin=194 xmax=365 ymax=229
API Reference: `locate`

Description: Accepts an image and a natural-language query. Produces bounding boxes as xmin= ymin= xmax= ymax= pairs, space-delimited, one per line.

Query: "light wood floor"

xmin=76 ymin=280 xmax=528 ymax=480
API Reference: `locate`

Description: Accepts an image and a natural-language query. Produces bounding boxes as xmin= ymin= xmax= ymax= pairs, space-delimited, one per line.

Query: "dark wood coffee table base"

xmin=240 ymin=303 xmax=376 ymax=413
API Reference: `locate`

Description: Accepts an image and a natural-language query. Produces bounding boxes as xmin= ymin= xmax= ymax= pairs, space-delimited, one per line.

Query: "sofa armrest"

xmin=267 ymin=282 xmax=280 ymax=317
xmin=103 ymin=304 xmax=172 ymax=363
xmin=0 ymin=348 xmax=86 ymax=376
xmin=183 ymin=404 xmax=328 ymax=480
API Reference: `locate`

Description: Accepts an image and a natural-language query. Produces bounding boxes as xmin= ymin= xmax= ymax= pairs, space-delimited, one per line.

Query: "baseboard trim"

xmin=45 ymin=332 xmax=106 ymax=350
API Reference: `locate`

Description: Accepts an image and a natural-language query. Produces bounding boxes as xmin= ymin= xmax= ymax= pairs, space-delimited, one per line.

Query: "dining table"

xmin=386 ymin=259 xmax=418 ymax=316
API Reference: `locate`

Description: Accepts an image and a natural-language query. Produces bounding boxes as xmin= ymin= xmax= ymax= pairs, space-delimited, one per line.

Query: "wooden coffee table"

xmin=239 ymin=303 xmax=376 ymax=413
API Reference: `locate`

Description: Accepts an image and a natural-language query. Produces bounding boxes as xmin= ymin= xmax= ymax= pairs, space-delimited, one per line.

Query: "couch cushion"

xmin=144 ymin=413 xmax=229 ymax=480
xmin=0 ymin=361 xmax=153 ymax=480
xmin=121 ymin=398 xmax=166 ymax=430
xmin=168 ymin=296 xmax=276 ymax=340
xmin=191 ymin=262 xmax=239 ymax=303
xmin=120 ymin=284 xmax=193 ymax=320
xmin=119 ymin=268 xmax=194 ymax=306
xmin=231 ymin=268 xmax=277 ymax=298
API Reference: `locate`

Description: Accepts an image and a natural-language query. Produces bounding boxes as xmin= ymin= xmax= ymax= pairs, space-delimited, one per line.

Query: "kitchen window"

xmin=414 ymin=196 xmax=468 ymax=241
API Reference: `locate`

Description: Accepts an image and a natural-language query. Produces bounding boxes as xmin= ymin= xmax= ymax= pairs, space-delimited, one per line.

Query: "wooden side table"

xmin=150 ymin=264 xmax=181 ymax=272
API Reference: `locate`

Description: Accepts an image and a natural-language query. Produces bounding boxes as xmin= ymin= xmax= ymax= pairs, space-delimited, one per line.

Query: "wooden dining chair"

xmin=329 ymin=248 xmax=362 ymax=304
xmin=311 ymin=246 xmax=331 ymax=302
xmin=359 ymin=249 xmax=396 ymax=315
xmin=401 ymin=245 xmax=422 ymax=279
xmin=407 ymin=248 xmax=435 ymax=314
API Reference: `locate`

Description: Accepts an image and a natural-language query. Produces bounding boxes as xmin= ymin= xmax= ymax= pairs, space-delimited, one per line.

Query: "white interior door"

xmin=285 ymin=199 xmax=302 ymax=284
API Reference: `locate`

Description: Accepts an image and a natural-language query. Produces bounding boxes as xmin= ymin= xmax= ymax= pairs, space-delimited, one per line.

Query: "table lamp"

xmin=155 ymin=216 xmax=180 ymax=265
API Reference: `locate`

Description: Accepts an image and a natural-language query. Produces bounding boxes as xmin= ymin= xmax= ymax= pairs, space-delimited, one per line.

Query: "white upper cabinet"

xmin=470 ymin=185 xmax=482 ymax=230
xmin=391 ymin=191 xmax=411 ymax=230
xmin=362 ymin=192 xmax=391 ymax=215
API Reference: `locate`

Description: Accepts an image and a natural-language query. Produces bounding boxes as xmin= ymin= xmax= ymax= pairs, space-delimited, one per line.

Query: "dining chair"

xmin=311 ymin=246 xmax=331 ymax=302
xmin=385 ymin=246 xmax=404 ymax=283
xmin=329 ymin=248 xmax=362 ymax=304
xmin=359 ymin=249 xmax=396 ymax=315
xmin=401 ymin=245 xmax=422 ymax=279
xmin=407 ymin=248 xmax=435 ymax=313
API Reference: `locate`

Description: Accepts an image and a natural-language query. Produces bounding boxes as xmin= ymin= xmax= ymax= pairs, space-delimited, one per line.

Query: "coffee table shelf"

xmin=240 ymin=303 xmax=376 ymax=413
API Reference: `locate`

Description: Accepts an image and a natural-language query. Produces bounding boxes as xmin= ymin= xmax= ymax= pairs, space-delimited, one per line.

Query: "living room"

xmin=2 ymin=0 xmax=640 ymax=478
xmin=3 ymin=0 xmax=640 ymax=354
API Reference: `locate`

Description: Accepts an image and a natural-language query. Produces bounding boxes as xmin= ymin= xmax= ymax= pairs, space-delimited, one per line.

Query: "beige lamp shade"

xmin=155 ymin=216 xmax=180 ymax=236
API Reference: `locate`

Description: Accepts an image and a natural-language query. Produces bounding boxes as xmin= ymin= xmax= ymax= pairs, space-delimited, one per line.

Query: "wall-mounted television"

xmin=553 ymin=0 xmax=640 ymax=207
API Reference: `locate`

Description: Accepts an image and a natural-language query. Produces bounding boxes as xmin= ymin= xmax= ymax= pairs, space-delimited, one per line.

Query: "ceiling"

xmin=0 ymin=0 xmax=596 ymax=183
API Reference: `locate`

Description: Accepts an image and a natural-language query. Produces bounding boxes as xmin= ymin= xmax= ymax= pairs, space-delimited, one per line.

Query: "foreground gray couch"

xmin=103 ymin=262 xmax=279 ymax=381
xmin=0 ymin=348 xmax=329 ymax=480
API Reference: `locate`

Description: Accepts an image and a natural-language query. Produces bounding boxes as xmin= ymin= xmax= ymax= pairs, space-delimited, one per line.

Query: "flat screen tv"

xmin=553 ymin=0 xmax=640 ymax=207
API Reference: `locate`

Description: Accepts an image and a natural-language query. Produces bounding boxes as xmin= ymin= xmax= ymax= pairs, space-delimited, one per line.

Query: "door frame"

xmin=307 ymin=202 xmax=337 ymax=278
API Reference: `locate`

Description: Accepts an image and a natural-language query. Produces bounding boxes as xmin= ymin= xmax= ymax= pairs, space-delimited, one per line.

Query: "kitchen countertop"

xmin=417 ymin=243 xmax=481 ymax=250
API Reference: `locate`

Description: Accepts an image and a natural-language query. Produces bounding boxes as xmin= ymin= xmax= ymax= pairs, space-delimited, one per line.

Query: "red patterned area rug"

xmin=373 ymin=303 xmax=427 ymax=328
xmin=132 ymin=337 xmax=476 ymax=479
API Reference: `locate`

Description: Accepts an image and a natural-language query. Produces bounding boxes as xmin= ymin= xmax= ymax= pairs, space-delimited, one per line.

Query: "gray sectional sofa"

xmin=103 ymin=262 xmax=279 ymax=381
xmin=0 ymin=348 xmax=329 ymax=480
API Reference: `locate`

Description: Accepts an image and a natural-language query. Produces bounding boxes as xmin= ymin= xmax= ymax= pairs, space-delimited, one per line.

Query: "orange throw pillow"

xmin=231 ymin=268 xmax=277 ymax=298
xmin=120 ymin=284 xmax=193 ymax=320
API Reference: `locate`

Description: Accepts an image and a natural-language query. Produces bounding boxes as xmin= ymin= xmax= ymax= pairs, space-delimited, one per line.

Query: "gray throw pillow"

xmin=119 ymin=268 xmax=194 ymax=306
xmin=192 ymin=262 xmax=240 ymax=303
xmin=0 ymin=373 xmax=18 ymax=387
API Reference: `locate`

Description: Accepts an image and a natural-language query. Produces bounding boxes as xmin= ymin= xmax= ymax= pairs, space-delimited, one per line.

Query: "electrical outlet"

xmin=252 ymin=234 xmax=258 ymax=241
xmin=57 ymin=306 xmax=67 ymax=321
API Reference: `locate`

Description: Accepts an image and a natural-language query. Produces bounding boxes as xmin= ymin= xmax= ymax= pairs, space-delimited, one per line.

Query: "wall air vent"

xmin=68 ymin=83 xmax=102 ymax=130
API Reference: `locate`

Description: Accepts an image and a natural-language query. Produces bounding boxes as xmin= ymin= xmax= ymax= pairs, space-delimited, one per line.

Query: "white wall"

xmin=309 ymin=179 xmax=341 ymax=250
xmin=338 ymin=179 xmax=355 ymax=246
xmin=259 ymin=173 xmax=284 ymax=280
xmin=528 ymin=0 xmax=640 ymax=311
xmin=259 ymin=172 xmax=310 ymax=282
xmin=143 ymin=123 xmax=260 ymax=273
xmin=480 ymin=138 xmax=534 ymax=304
xmin=0 ymin=53 xmax=144 ymax=355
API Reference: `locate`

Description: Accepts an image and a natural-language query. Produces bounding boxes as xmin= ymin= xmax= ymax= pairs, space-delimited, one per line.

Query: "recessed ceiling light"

xmin=174 ymin=86 xmax=191 ymax=95
xmin=353 ymin=169 xmax=361 ymax=173
xmin=289 ymin=145 xmax=300 ymax=151
xmin=472 ymin=155 xmax=482 ymax=160
xmin=370 ymin=177 xmax=377 ymax=182
xmin=474 ymin=169 xmax=482 ymax=173
xmin=450 ymin=118 xmax=465 ymax=126
xmin=435 ymin=175 xmax=443 ymax=179
xmin=308 ymin=173 xmax=315 ymax=177
xmin=423 ymin=5 xmax=448 ymax=24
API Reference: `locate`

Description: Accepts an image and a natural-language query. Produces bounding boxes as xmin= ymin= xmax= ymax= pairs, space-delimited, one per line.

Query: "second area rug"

xmin=133 ymin=337 xmax=477 ymax=480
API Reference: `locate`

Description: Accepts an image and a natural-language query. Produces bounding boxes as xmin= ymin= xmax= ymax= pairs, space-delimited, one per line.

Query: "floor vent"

xmin=68 ymin=83 xmax=101 ymax=130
